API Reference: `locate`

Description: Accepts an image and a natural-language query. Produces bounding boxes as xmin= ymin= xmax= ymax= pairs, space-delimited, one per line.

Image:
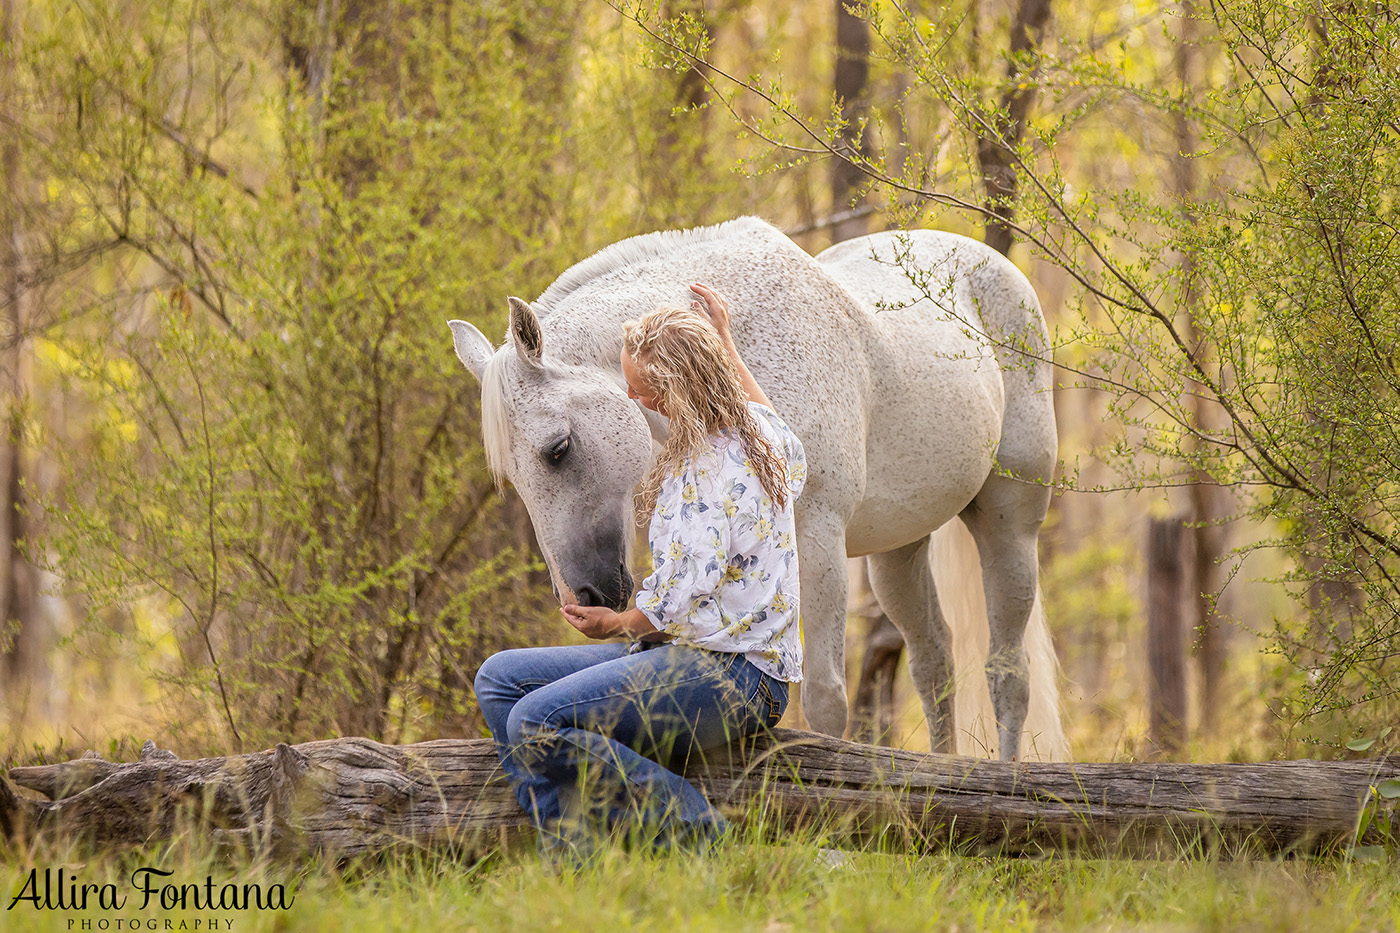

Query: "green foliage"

xmin=21 ymin=0 xmax=560 ymax=748
xmin=12 ymin=0 xmax=1396 ymax=752
xmin=634 ymin=0 xmax=1400 ymax=734
xmin=6 ymin=0 xmax=776 ymax=748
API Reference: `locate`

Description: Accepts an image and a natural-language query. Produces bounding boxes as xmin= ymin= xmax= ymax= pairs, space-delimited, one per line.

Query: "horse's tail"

xmin=929 ymin=517 xmax=1070 ymax=762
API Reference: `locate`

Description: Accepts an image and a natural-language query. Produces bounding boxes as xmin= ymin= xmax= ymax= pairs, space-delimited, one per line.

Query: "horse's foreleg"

xmin=797 ymin=516 xmax=850 ymax=738
xmin=866 ymin=538 xmax=957 ymax=754
xmin=962 ymin=474 xmax=1051 ymax=761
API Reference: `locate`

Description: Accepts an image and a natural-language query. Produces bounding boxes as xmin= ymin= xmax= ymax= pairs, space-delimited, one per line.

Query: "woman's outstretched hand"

xmin=562 ymin=604 xmax=658 ymax=640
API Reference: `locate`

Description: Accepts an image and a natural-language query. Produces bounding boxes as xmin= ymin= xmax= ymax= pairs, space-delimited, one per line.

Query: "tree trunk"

xmin=0 ymin=0 xmax=43 ymax=713
xmin=1190 ymin=485 xmax=1230 ymax=727
xmin=1171 ymin=0 xmax=1232 ymax=732
xmin=4 ymin=731 xmax=1397 ymax=858
xmin=831 ymin=0 xmax=873 ymax=242
xmin=656 ymin=0 xmax=712 ymax=215
xmin=973 ymin=0 xmax=1052 ymax=256
xmin=1299 ymin=0 xmax=1363 ymax=647
xmin=850 ymin=612 xmax=904 ymax=746
xmin=1147 ymin=518 xmax=1188 ymax=756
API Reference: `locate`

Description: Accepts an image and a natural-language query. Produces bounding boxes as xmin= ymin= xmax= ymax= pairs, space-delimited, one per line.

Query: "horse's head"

xmin=448 ymin=297 xmax=652 ymax=610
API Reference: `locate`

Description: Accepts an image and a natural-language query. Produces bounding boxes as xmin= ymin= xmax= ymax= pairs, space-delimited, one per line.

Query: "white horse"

xmin=449 ymin=216 xmax=1067 ymax=761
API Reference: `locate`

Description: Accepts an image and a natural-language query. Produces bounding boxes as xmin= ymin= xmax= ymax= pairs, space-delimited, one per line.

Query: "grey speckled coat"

xmin=450 ymin=217 xmax=1067 ymax=761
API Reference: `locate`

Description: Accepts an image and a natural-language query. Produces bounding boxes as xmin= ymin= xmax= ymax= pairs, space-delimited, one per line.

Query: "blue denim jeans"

xmin=474 ymin=642 xmax=788 ymax=857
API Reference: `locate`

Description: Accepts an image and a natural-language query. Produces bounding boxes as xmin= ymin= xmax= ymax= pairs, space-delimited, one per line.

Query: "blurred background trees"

xmin=1 ymin=0 xmax=1393 ymax=760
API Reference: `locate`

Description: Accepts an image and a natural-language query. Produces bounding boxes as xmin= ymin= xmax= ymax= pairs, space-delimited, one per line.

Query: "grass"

xmin=4 ymin=825 xmax=1400 ymax=932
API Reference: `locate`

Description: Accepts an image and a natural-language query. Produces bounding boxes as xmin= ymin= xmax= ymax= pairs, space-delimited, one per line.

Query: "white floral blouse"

xmin=635 ymin=402 xmax=807 ymax=682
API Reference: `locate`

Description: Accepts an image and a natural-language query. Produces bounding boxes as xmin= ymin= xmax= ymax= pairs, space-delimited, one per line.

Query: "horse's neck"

xmin=538 ymin=308 xmax=631 ymax=376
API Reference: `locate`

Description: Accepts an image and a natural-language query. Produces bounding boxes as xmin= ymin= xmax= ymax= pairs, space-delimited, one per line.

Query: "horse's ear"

xmin=448 ymin=320 xmax=494 ymax=381
xmin=508 ymin=296 xmax=544 ymax=366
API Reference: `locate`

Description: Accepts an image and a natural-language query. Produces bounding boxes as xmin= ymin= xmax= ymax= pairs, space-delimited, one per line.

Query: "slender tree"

xmin=973 ymin=0 xmax=1051 ymax=256
xmin=1147 ymin=517 xmax=1189 ymax=755
xmin=1169 ymin=1 xmax=1231 ymax=732
xmin=832 ymin=0 xmax=873 ymax=241
xmin=0 ymin=0 xmax=42 ymax=711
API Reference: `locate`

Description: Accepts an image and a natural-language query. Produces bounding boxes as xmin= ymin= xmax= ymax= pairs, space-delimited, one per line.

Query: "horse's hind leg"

xmin=960 ymin=473 xmax=1051 ymax=761
xmin=866 ymin=537 xmax=957 ymax=753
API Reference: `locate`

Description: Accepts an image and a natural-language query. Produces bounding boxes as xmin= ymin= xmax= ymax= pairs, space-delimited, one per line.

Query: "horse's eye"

xmin=545 ymin=436 xmax=571 ymax=465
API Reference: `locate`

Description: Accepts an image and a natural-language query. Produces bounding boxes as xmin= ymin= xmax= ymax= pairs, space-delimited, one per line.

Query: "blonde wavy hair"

xmin=623 ymin=306 xmax=790 ymax=517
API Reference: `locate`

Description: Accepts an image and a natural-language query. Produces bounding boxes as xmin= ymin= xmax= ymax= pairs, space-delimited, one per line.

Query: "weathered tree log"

xmin=3 ymin=731 xmax=1396 ymax=858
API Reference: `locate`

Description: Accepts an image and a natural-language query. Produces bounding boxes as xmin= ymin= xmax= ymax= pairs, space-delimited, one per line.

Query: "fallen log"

xmin=3 ymin=731 xmax=1396 ymax=858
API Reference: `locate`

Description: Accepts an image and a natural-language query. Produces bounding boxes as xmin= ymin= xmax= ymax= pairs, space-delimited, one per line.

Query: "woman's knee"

xmin=504 ymin=693 xmax=570 ymax=752
xmin=475 ymin=649 xmax=541 ymax=740
xmin=474 ymin=648 xmax=530 ymax=701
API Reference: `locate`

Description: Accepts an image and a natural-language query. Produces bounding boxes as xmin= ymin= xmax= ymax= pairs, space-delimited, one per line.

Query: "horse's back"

xmin=818 ymin=229 xmax=1056 ymax=492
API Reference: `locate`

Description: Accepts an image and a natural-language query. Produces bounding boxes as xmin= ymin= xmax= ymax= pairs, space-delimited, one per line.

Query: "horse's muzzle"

xmin=574 ymin=562 xmax=633 ymax=611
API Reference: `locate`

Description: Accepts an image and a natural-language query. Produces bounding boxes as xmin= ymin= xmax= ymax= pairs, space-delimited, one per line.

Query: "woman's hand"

xmin=561 ymin=605 xmax=658 ymax=640
xmin=689 ymin=282 xmax=773 ymax=410
xmin=690 ymin=283 xmax=734 ymax=346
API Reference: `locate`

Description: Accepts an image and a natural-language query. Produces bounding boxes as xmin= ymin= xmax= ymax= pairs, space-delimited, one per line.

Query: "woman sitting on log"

xmin=474 ymin=283 xmax=806 ymax=861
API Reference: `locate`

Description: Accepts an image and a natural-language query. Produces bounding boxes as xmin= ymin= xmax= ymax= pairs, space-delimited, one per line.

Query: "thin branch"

xmin=617 ymin=0 xmax=1400 ymax=561
xmin=179 ymin=336 xmax=243 ymax=752
xmin=76 ymin=56 xmax=261 ymax=200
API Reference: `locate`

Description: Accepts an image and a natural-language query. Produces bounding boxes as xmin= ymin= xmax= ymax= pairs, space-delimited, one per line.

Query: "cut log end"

xmin=0 ymin=774 xmax=43 ymax=837
xmin=8 ymin=756 xmax=123 ymax=800
xmin=273 ymin=743 xmax=309 ymax=782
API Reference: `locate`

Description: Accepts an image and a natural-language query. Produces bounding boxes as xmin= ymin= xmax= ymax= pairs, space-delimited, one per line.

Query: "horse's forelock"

xmin=480 ymin=351 xmax=514 ymax=488
xmin=481 ymin=347 xmax=624 ymax=487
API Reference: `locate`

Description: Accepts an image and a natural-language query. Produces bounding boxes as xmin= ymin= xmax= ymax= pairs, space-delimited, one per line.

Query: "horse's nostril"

xmin=618 ymin=564 xmax=634 ymax=609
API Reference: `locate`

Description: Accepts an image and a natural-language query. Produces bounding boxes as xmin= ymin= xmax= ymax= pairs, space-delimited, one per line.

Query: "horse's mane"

xmin=532 ymin=216 xmax=775 ymax=316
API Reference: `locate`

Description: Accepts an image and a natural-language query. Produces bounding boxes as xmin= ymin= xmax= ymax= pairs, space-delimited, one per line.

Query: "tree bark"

xmin=1147 ymin=518 xmax=1189 ymax=756
xmin=4 ymin=731 xmax=1396 ymax=858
